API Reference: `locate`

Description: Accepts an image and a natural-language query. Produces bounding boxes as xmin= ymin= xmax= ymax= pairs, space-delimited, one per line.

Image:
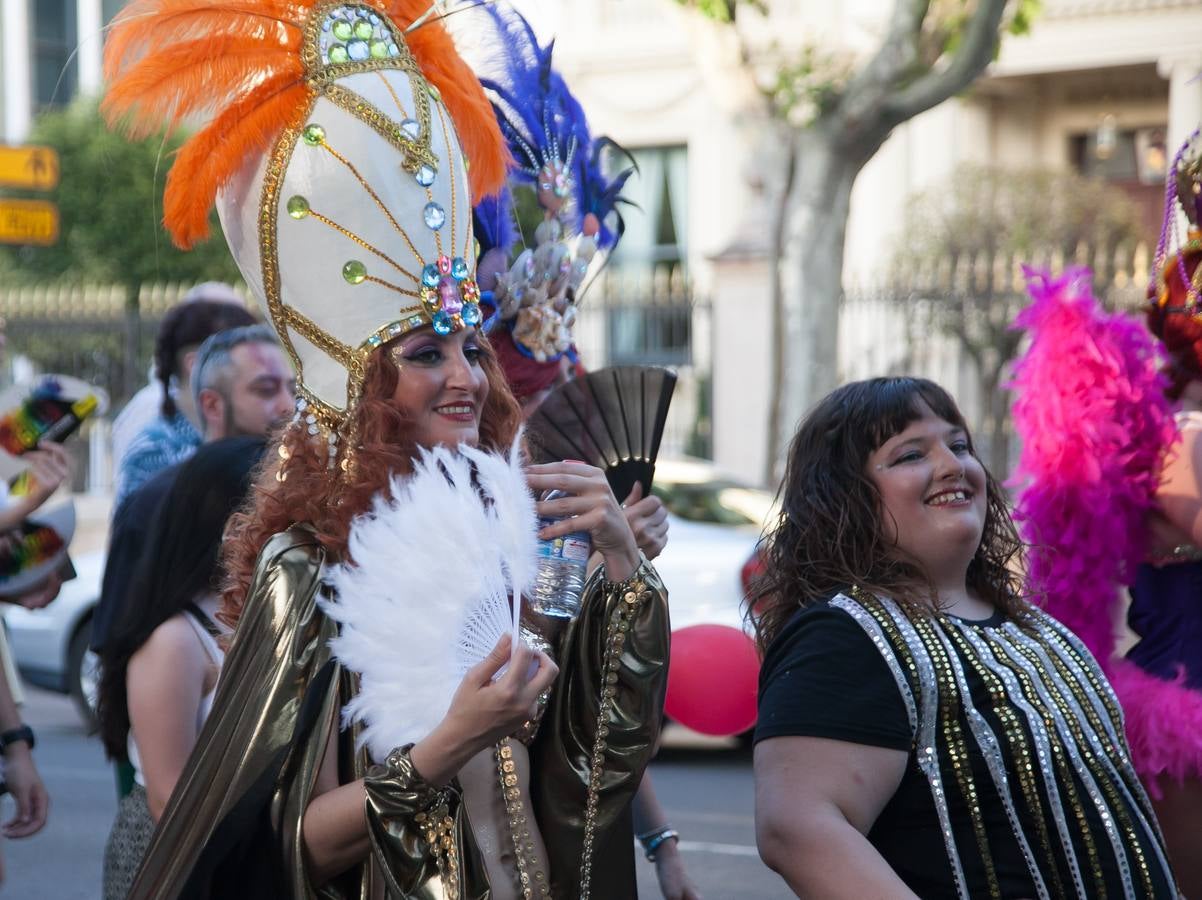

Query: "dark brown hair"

xmin=154 ymin=300 xmax=256 ymax=417
xmin=219 ymin=335 xmax=522 ymax=627
xmin=748 ymin=377 xmax=1028 ymax=655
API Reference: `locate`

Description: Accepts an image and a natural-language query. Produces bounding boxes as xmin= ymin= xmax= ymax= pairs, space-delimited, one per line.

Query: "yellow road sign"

xmin=0 ymin=200 xmax=59 ymax=246
xmin=0 ymin=145 xmax=60 ymax=191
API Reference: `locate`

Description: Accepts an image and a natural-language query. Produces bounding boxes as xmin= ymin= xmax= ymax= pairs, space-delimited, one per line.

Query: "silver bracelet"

xmin=637 ymin=825 xmax=680 ymax=862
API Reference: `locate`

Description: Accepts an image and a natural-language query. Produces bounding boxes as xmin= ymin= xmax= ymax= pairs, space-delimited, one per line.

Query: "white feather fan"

xmin=320 ymin=434 xmax=539 ymax=762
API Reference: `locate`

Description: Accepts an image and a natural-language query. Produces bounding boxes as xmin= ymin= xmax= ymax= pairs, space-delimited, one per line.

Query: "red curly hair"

xmin=1147 ymin=245 xmax=1202 ymax=401
xmin=218 ymin=336 xmax=522 ymax=628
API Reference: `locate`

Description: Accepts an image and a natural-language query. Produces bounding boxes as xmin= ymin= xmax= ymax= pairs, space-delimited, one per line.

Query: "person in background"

xmin=751 ymin=377 xmax=1175 ymax=898
xmin=0 ymin=443 xmax=71 ymax=610
xmin=0 ymin=447 xmax=66 ymax=886
xmin=97 ymin=436 xmax=267 ymax=899
xmin=0 ymin=661 xmax=48 ymax=887
xmin=114 ymin=297 xmax=255 ymax=505
xmin=91 ymin=325 xmax=294 ymax=800
xmin=109 ymin=283 xmax=248 ymax=470
xmin=471 ymin=8 xmax=687 ymax=890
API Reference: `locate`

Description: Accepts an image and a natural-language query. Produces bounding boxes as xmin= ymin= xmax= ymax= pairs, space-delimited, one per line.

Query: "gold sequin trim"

xmin=322 ymin=82 xmax=437 ymax=177
xmin=913 ymin=617 xmax=1002 ymax=900
xmin=318 ymin=140 xmax=425 ymax=268
xmin=578 ymin=568 xmax=654 ymax=900
xmin=495 ymin=739 xmax=551 ymax=899
xmin=304 ymin=206 xmax=420 ymax=284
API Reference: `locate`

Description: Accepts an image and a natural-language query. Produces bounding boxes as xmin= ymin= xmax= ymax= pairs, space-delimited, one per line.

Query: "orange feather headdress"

xmin=104 ymin=0 xmax=506 ymax=248
xmin=103 ymin=0 xmax=509 ymax=449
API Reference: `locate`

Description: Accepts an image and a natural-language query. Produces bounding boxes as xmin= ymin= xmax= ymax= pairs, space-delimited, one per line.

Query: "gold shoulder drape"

xmin=127 ymin=528 xmax=668 ymax=899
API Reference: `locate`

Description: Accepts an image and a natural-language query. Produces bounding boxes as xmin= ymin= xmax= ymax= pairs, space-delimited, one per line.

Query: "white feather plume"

xmin=320 ymin=435 xmax=539 ymax=762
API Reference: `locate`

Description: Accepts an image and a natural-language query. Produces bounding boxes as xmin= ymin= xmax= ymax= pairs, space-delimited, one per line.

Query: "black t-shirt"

xmin=756 ymin=600 xmax=1176 ymax=899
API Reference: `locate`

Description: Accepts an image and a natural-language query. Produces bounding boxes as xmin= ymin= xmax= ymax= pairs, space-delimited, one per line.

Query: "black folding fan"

xmin=527 ymin=365 xmax=678 ymax=501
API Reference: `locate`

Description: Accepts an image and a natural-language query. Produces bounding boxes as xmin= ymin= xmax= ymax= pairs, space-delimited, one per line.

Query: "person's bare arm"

xmin=632 ymin=772 xmax=702 ymax=900
xmin=126 ymin=617 xmax=210 ymax=821
xmin=754 ymin=735 xmax=916 ymax=899
xmin=1155 ymin=424 xmax=1202 ymax=548
xmin=0 ymin=649 xmax=47 ymax=838
xmin=0 ymin=445 xmax=71 ymax=533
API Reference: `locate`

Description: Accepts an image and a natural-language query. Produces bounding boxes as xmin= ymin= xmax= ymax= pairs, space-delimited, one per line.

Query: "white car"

xmin=650 ymin=459 xmax=774 ymax=739
xmin=650 ymin=458 xmax=772 ymax=631
xmin=2 ymin=548 xmax=104 ymax=725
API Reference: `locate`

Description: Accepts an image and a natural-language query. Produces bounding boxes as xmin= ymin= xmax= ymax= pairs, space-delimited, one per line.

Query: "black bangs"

xmin=852 ymin=377 xmax=971 ymax=453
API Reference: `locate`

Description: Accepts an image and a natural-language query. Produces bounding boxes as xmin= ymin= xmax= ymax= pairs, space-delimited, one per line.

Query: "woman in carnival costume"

xmin=102 ymin=1 xmax=670 ymax=897
xmin=1009 ymin=132 xmax=1202 ymax=897
xmin=752 ymin=376 xmax=1176 ymax=898
xmin=469 ymin=10 xmax=699 ymax=899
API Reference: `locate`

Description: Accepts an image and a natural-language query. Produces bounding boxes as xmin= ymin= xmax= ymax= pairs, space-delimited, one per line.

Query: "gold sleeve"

xmin=530 ymin=556 xmax=670 ymax=899
xmin=361 ymin=744 xmax=491 ymax=900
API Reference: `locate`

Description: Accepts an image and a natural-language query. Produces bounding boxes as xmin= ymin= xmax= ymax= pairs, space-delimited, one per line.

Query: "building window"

xmin=1070 ymin=125 xmax=1167 ymax=185
xmin=1069 ymin=124 xmax=1166 ymax=237
xmin=610 ymin=145 xmax=688 ymax=275
xmin=32 ymin=0 xmax=78 ymax=109
xmin=604 ymin=145 xmax=690 ymax=365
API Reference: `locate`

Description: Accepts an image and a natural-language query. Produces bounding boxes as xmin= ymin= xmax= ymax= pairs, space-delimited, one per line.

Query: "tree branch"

xmin=834 ymin=0 xmax=930 ymax=136
xmin=882 ymin=0 xmax=1008 ymax=124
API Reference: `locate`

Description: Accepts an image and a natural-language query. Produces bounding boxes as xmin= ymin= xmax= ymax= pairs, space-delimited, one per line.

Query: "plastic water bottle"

xmin=528 ymin=490 xmax=592 ymax=619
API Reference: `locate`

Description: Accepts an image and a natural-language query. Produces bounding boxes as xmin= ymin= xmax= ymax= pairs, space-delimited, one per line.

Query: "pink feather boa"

xmin=1011 ymin=267 xmax=1202 ymax=791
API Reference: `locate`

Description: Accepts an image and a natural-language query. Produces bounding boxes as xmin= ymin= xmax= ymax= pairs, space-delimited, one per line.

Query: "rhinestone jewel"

xmin=438 ymin=277 xmax=462 ymax=315
xmin=369 ymin=39 xmax=389 ymax=58
xmin=432 ymin=310 xmax=454 ymax=335
xmin=462 ymin=302 xmax=482 ymax=327
xmin=331 ymin=18 xmax=353 ymax=40
xmin=400 ymin=118 xmax=421 ymax=140
xmin=353 ymin=19 xmax=373 ymax=39
xmin=328 ymin=44 xmax=349 ymax=63
xmin=415 ymin=164 xmax=436 ymax=187
xmin=347 ymin=39 xmax=369 ymax=61
xmin=286 ymin=195 xmax=310 ymax=219
xmin=342 ymin=260 xmax=367 ymax=284
xmin=423 ymin=202 xmax=446 ymax=230
xmin=437 ymin=254 xmax=452 ymax=275
xmin=302 ymin=124 xmax=326 ymax=146
xmin=421 ymin=263 xmax=441 ymax=288
xmin=451 ymin=257 xmax=469 ymax=280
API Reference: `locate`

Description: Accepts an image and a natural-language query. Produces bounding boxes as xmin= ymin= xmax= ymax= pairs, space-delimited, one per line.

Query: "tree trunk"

xmin=982 ymin=365 xmax=1011 ymax=479
xmin=771 ymin=126 xmax=861 ymax=477
xmin=764 ymin=133 xmax=797 ymax=486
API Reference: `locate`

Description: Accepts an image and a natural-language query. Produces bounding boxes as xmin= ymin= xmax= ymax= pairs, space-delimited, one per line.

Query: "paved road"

xmin=2 ymin=688 xmax=790 ymax=899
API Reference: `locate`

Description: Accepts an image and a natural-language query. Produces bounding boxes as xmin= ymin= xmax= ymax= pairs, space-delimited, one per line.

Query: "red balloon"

xmin=665 ymin=624 xmax=760 ymax=736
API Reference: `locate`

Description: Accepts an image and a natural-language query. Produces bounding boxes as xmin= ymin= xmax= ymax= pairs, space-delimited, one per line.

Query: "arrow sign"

xmin=0 ymin=200 xmax=59 ymax=246
xmin=0 ymin=145 xmax=60 ymax=191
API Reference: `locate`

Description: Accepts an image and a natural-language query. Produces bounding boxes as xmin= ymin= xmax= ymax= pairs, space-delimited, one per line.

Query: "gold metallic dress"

xmin=127 ymin=527 xmax=669 ymax=899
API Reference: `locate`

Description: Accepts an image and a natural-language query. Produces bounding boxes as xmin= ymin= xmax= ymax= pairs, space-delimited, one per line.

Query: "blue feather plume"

xmin=473 ymin=4 xmax=634 ymax=250
xmin=472 ymin=184 xmax=517 ymax=257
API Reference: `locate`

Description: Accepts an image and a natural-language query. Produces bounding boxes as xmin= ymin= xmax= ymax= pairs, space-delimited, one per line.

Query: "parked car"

xmin=2 ymin=548 xmax=103 ymax=727
xmin=650 ymin=459 xmax=774 ymax=738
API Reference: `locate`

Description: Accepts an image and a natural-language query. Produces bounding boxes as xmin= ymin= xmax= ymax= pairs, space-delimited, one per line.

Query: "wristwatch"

xmin=0 ymin=724 xmax=35 ymax=752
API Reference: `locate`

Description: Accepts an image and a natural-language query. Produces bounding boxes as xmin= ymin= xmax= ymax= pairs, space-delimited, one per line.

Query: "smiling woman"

xmin=99 ymin=0 xmax=671 ymax=896
xmin=748 ymin=377 xmax=1178 ymax=900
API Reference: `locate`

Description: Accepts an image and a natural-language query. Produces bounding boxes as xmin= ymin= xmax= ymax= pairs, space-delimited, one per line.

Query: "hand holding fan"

xmin=321 ymin=436 xmax=539 ymax=763
xmin=527 ymin=365 xmax=677 ymax=500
